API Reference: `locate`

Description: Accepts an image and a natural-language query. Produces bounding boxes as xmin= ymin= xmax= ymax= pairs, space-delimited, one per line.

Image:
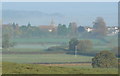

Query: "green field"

xmin=2 ymin=36 xmax=118 ymax=74
xmin=10 ymin=36 xmax=118 ymax=51
xmin=2 ymin=62 xmax=118 ymax=74
xmin=3 ymin=48 xmax=44 ymax=52
xmin=6 ymin=36 xmax=118 ymax=53
xmin=11 ymin=37 xmax=117 ymax=46
xmin=2 ymin=54 xmax=92 ymax=63
xmin=11 ymin=37 xmax=69 ymax=44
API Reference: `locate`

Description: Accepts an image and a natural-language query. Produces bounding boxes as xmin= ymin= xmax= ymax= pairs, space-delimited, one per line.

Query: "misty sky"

xmin=2 ymin=2 xmax=118 ymax=26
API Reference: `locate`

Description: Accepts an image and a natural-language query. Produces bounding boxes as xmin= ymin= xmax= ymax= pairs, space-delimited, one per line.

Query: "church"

xmin=38 ymin=19 xmax=57 ymax=32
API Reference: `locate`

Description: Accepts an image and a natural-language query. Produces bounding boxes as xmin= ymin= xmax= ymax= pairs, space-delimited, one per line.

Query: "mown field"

xmin=2 ymin=62 xmax=118 ymax=74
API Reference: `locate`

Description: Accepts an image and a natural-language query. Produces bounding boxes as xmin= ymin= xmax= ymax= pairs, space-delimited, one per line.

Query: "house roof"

xmin=38 ymin=25 xmax=57 ymax=30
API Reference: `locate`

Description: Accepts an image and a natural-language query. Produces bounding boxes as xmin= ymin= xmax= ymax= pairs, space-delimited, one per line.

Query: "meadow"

xmin=2 ymin=62 xmax=118 ymax=74
xmin=2 ymin=35 xmax=118 ymax=74
xmin=2 ymin=54 xmax=92 ymax=63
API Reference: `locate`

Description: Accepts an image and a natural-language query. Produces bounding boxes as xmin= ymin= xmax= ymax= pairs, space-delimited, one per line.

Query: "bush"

xmin=92 ymin=51 xmax=118 ymax=68
xmin=77 ymin=40 xmax=93 ymax=52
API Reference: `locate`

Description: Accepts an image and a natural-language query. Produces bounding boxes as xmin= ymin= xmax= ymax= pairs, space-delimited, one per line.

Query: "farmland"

xmin=2 ymin=2 xmax=119 ymax=74
xmin=2 ymin=35 xmax=118 ymax=74
xmin=2 ymin=36 xmax=118 ymax=64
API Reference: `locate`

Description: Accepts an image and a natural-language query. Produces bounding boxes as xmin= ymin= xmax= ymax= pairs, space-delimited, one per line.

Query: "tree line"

xmin=2 ymin=17 xmax=107 ymax=38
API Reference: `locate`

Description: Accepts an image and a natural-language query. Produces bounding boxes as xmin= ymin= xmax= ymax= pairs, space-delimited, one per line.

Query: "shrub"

xmin=77 ymin=40 xmax=93 ymax=52
xmin=92 ymin=51 xmax=118 ymax=68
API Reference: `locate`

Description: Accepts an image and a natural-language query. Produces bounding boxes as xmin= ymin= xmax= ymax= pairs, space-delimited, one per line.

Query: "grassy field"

xmin=2 ymin=54 xmax=92 ymax=63
xmin=11 ymin=37 xmax=117 ymax=45
xmin=11 ymin=37 xmax=69 ymax=44
xmin=2 ymin=36 xmax=118 ymax=74
xmin=13 ymin=44 xmax=61 ymax=49
xmin=4 ymin=36 xmax=117 ymax=53
xmin=10 ymin=36 xmax=118 ymax=52
xmin=2 ymin=48 xmax=44 ymax=52
xmin=2 ymin=62 xmax=118 ymax=74
xmin=2 ymin=36 xmax=118 ymax=64
xmin=3 ymin=45 xmax=111 ymax=52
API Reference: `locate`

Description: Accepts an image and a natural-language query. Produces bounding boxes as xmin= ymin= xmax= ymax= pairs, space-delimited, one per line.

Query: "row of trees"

xmin=2 ymin=17 xmax=107 ymax=38
xmin=55 ymin=17 xmax=107 ymax=37
xmin=3 ymin=22 xmax=84 ymax=38
xmin=3 ymin=23 xmax=45 ymax=38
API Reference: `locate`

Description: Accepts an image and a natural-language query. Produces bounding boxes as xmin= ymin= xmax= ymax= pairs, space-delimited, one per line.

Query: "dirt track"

xmin=40 ymin=63 xmax=91 ymax=66
xmin=34 ymin=63 xmax=120 ymax=66
xmin=32 ymin=62 xmax=92 ymax=66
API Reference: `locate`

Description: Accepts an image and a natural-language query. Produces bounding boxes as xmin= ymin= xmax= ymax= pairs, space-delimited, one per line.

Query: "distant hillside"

xmin=2 ymin=10 xmax=65 ymax=26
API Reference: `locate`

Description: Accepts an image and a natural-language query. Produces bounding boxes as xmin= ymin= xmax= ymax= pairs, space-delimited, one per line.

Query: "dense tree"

xmin=27 ymin=22 xmax=31 ymax=27
xmin=93 ymin=17 xmax=107 ymax=37
xmin=68 ymin=22 xmax=78 ymax=36
xmin=12 ymin=22 xmax=16 ymax=29
xmin=2 ymin=24 xmax=14 ymax=39
xmin=77 ymin=40 xmax=93 ymax=52
xmin=69 ymin=38 xmax=79 ymax=51
xmin=92 ymin=51 xmax=118 ymax=68
xmin=2 ymin=33 xmax=15 ymax=49
xmin=2 ymin=33 xmax=10 ymax=49
xmin=62 ymin=24 xmax=68 ymax=35
xmin=13 ymin=23 xmax=21 ymax=38
xmin=77 ymin=26 xmax=86 ymax=33
xmin=57 ymin=24 xmax=63 ymax=35
xmin=57 ymin=24 xmax=68 ymax=36
xmin=69 ymin=38 xmax=93 ymax=52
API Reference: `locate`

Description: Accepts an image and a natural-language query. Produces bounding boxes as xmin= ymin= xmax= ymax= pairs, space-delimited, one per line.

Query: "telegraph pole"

xmin=75 ymin=45 xmax=77 ymax=57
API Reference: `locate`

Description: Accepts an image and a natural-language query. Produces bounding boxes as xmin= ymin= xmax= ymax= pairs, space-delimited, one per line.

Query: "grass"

xmin=11 ymin=37 xmax=69 ymax=44
xmin=2 ymin=48 xmax=44 ymax=52
xmin=11 ymin=37 xmax=115 ymax=45
xmin=13 ymin=43 xmax=61 ymax=49
xmin=2 ymin=36 xmax=118 ymax=74
xmin=2 ymin=62 xmax=118 ymax=74
xmin=2 ymin=54 xmax=93 ymax=63
xmin=10 ymin=36 xmax=118 ymax=51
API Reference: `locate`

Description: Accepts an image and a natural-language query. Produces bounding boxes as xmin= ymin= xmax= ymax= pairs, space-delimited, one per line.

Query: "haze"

xmin=2 ymin=2 xmax=118 ymax=26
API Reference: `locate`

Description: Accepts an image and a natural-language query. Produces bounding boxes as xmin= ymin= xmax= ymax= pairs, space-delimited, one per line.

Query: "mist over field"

xmin=1 ymin=2 xmax=119 ymax=74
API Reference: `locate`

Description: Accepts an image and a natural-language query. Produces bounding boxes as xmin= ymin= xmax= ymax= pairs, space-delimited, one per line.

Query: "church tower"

xmin=48 ymin=19 xmax=56 ymax=32
xmin=50 ymin=19 xmax=55 ymax=26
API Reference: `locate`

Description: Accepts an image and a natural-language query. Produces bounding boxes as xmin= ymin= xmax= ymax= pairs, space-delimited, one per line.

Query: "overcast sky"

xmin=2 ymin=2 xmax=118 ymax=26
